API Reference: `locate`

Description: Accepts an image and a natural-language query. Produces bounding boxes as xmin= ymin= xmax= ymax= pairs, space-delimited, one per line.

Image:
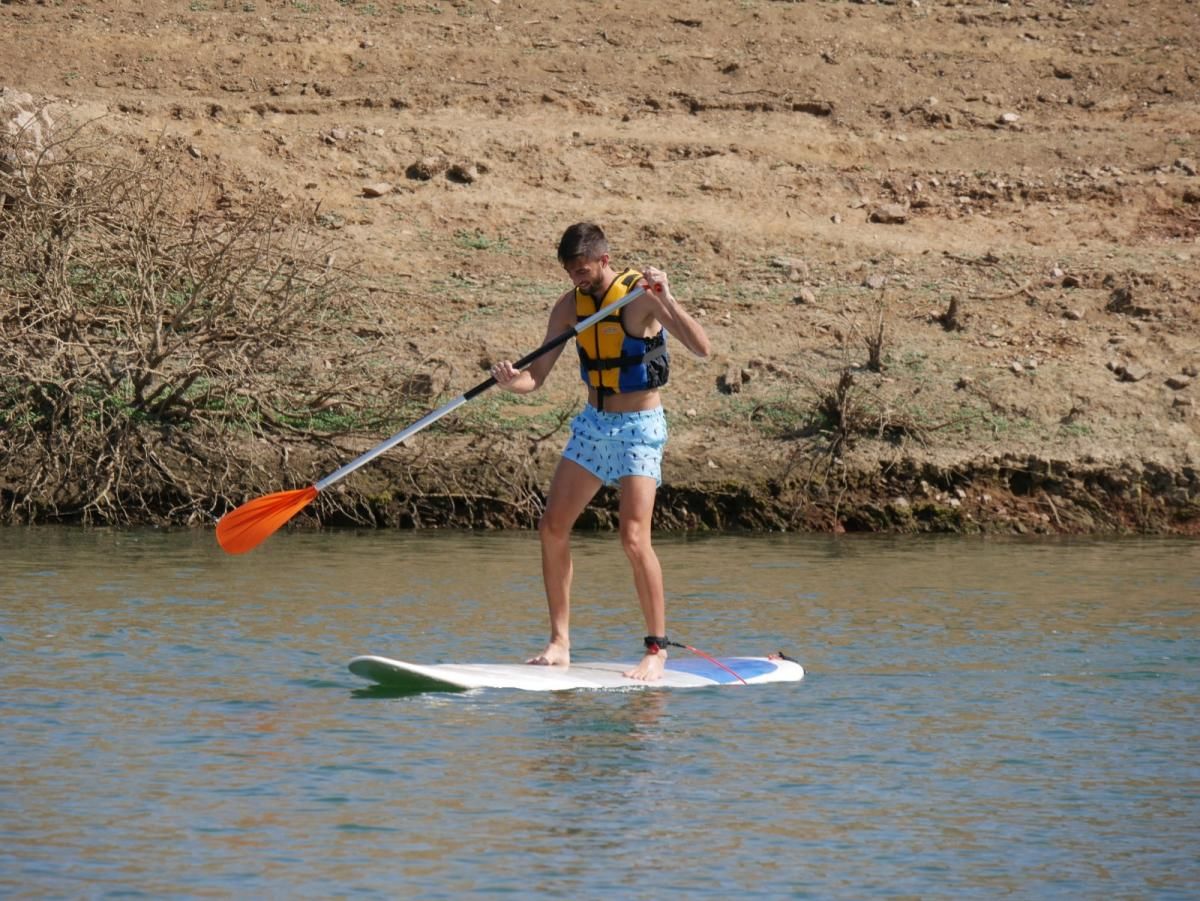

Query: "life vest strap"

xmin=579 ymin=342 xmax=667 ymax=372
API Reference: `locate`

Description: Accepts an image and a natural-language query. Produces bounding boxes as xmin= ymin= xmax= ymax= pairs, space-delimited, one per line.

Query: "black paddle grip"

xmin=462 ymin=329 xmax=574 ymax=401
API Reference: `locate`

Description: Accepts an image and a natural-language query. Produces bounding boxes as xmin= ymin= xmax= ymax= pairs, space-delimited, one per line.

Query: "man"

xmin=490 ymin=222 xmax=711 ymax=680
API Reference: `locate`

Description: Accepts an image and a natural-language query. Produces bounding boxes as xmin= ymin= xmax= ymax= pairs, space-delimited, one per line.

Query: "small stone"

xmin=1106 ymin=286 xmax=1134 ymax=313
xmin=1175 ymin=157 xmax=1198 ymax=176
xmin=1120 ymin=364 xmax=1150 ymax=383
xmin=1183 ymin=364 xmax=1199 ymax=377
xmin=771 ymin=257 xmax=809 ymax=280
xmin=998 ymin=112 xmax=1021 ymax=125
xmin=794 ymin=287 xmax=817 ymax=305
xmin=869 ymin=203 xmax=908 ymax=224
xmin=863 ymin=274 xmax=888 ymax=290
xmin=447 ymin=162 xmax=479 ymax=184
xmin=187 ymin=144 xmax=203 ymax=159
xmin=1010 ymin=361 xmax=1025 ymax=374
xmin=361 ymin=182 xmax=393 ymax=197
xmin=406 ymin=155 xmax=448 ymax=180
xmin=1064 ymin=309 xmax=1085 ymax=321
xmin=830 ymin=213 xmax=843 ymax=224
xmin=1165 ymin=375 xmax=1192 ymax=390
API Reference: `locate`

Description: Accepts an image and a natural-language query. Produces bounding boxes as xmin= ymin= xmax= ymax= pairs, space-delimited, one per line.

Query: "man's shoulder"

xmin=549 ymin=289 xmax=576 ymax=323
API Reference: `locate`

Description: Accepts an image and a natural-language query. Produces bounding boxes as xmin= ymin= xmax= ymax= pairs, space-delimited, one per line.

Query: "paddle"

xmin=216 ymin=285 xmax=650 ymax=554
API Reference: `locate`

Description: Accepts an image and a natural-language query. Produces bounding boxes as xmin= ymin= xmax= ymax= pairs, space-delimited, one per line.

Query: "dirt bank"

xmin=1 ymin=0 xmax=1197 ymax=534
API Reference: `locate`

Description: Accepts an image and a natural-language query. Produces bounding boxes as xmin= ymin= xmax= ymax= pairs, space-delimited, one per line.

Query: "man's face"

xmin=563 ymin=254 xmax=608 ymax=297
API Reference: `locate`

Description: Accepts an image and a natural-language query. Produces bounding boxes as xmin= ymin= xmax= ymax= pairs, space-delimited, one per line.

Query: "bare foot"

xmin=623 ymin=649 xmax=666 ymax=681
xmin=526 ymin=640 xmax=570 ymax=667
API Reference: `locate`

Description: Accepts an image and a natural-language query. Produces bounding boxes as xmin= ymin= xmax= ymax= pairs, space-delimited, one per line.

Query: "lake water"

xmin=2 ymin=527 xmax=1198 ymax=899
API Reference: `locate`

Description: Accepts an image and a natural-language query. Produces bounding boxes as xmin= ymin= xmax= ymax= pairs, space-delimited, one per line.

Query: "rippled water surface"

xmin=2 ymin=528 xmax=1198 ymax=898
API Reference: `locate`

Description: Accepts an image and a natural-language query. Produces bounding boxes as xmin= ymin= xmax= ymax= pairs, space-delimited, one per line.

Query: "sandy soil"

xmin=2 ymin=0 xmax=1198 ymax=533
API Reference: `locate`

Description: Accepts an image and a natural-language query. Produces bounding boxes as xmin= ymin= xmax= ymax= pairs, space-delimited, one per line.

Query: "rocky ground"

xmin=2 ymin=0 xmax=1198 ymax=534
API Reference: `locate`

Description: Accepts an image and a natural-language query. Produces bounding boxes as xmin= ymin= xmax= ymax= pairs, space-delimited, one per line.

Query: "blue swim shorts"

xmin=562 ymin=405 xmax=668 ymax=486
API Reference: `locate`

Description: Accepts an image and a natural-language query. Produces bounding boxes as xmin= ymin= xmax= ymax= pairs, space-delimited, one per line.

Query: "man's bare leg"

xmin=529 ymin=458 xmax=601 ymax=667
xmin=618 ymin=475 xmax=667 ymax=681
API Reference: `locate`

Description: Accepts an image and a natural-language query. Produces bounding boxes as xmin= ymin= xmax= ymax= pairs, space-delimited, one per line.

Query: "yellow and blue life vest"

xmin=576 ymin=269 xmax=669 ymax=403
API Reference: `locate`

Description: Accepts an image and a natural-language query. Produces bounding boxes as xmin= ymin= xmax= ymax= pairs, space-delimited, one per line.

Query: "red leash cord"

xmin=649 ymin=637 xmax=748 ymax=685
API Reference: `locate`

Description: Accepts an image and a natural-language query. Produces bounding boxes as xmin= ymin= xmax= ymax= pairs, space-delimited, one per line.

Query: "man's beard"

xmin=585 ymin=274 xmax=607 ymax=299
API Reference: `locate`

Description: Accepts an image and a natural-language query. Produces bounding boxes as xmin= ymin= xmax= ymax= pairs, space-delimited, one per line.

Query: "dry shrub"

xmin=817 ymin=369 xmax=862 ymax=459
xmin=809 ymin=368 xmax=934 ymax=460
xmin=0 ymin=121 xmax=420 ymax=525
xmin=864 ymin=293 xmax=886 ymax=373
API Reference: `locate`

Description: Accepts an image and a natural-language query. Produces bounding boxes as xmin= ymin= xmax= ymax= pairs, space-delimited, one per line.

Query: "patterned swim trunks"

xmin=562 ymin=404 xmax=668 ymax=486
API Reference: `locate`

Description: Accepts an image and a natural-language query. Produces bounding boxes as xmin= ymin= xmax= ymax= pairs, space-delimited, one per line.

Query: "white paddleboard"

xmin=348 ymin=654 xmax=803 ymax=692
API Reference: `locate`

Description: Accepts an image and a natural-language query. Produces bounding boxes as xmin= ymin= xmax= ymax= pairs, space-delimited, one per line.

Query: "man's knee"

xmin=539 ymin=511 xmax=570 ymax=543
xmin=619 ymin=521 xmax=652 ymax=559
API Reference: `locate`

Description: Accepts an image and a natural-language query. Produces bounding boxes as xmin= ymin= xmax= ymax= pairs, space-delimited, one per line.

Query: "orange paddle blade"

xmin=216 ymin=485 xmax=319 ymax=555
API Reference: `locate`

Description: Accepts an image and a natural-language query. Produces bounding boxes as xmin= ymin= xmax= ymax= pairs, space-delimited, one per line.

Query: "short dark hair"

xmin=557 ymin=222 xmax=608 ymax=264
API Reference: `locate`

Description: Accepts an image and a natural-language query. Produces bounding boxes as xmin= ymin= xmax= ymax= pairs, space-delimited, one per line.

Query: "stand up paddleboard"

xmin=348 ymin=654 xmax=804 ymax=692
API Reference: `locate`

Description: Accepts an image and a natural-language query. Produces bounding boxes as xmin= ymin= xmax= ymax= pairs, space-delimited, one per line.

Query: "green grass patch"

xmin=944 ymin=405 xmax=1036 ymax=440
xmin=894 ymin=350 xmax=930 ymax=373
xmin=274 ymin=408 xmax=373 ymax=432
xmin=454 ymin=229 xmax=511 ymax=253
xmin=453 ymin=391 xmax=577 ymax=435
xmin=702 ymin=392 xmax=815 ymax=437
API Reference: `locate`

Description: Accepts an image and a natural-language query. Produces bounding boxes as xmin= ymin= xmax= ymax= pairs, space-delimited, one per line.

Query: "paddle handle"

xmin=314 ymin=285 xmax=646 ymax=491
